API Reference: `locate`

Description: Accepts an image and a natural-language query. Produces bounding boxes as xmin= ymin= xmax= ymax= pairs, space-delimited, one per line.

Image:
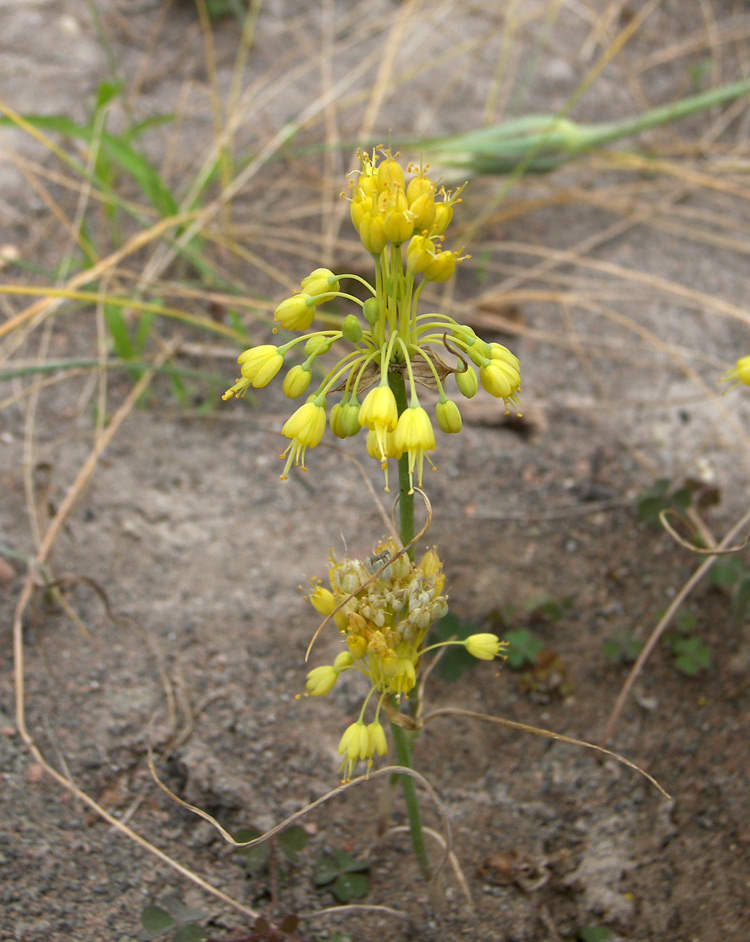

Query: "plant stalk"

xmin=387 ymin=367 xmax=432 ymax=882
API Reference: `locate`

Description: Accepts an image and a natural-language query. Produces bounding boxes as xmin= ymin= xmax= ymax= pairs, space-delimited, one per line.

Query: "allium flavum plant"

xmin=223 ymin=147 xmax=521 ymax=494
xmin=224 ymin=149 xmax=519 ymax=875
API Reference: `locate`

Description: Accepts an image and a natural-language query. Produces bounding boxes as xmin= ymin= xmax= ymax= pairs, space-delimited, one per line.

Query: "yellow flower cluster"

xmin=304 ymin=538 xmax=505 ymax=779
xmin=223 ymin=148 xmax=521 ymax=490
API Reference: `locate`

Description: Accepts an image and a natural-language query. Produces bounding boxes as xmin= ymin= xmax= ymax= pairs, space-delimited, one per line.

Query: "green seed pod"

xmin=342 ymin=314 xmax=364 ymax=343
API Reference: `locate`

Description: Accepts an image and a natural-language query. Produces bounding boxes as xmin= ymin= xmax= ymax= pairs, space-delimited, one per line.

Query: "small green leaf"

xmin=603 ymin=632 xmax=643 ymax=665
xmin=95 ymin=80 xmax=123 ymax=111
xmin=503 ymin=629 xmax=543 ymax=669
xmin=134 ymin=309 xmax=155 ymax=355
xmin=105 ymin=304 xmax=136 ymax=360
xmin=235 ymin=826 xmax=269 ymax=871
xmin=313 ymin=850 xmax=369 ymax=886
xmin=278 ymin=824 xmax=308 ymax=863
xmin=160 ymin=894 xmax=207 ymax=924
xmin=673 ymin=637 xmax=712 ymax=676
xmin=710 ymin=556 xmax=742 ymax=587
xmin=675 ymin=610 xmax=698 ymax=634
xmin=332 ymin=871 xmax=370 ymax=902
xmin=578 ymin=927 xmax=611 ymax=942
xmin=173 ymin=926 xmax=207 ymax=942
xmin=732 ymin=571 xmax=750 ymax=622
xmin=140 ymin=905 xmax=176 ymax=938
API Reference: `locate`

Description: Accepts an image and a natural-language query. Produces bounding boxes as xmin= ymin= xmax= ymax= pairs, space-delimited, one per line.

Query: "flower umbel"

xmin=305 ymin=538 xmax=448 ymax=778
xmin=222 ymin=147 xmax=521 ymax=485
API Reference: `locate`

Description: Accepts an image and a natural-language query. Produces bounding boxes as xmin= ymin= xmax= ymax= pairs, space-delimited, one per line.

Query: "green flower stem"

xmin=389 ymin=369 xmax=415 ymax=558
xmin=389 ymin=713 xmax=432 ymax=882
xmin=387 ymin=367 xmax=431 ymax=882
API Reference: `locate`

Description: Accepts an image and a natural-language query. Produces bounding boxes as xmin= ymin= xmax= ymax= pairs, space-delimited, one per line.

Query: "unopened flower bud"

xmin=465 ymin=633 xmax=504 ymax=660
xmin=377 ymin=156 xmax=405 ymax=191
xmin=301 ymin=268 xmax=339 ymax=301
xmin=282 ymin=364 xmax=312 ymax=398
xmin=304 ymin=335 xmax=332 ymax=357
xmin=274 ymin=294 xmax=315 ymax=331
xmin=455 ymin=365 xmax=478 ymax=398
xmin=342 ymin=314 xmax=364 ymax=342
xmin=362 ymin=297 xmax=380 ymax=325
xmin=435 ymin=398 xmax=462 ymax=434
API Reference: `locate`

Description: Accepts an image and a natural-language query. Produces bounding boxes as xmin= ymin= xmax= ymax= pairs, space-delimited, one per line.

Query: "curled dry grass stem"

xmin=602 ymin=505 xmax=750 ymax=745
xmin=420 ymin=708 xmax=671 ymax=800
xmin=146 ymin=743 xmax=451 ymax=899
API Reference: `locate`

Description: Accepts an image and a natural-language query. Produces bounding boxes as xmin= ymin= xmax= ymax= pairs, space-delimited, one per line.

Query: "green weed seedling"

xmin=234 ymin=823 xmax=308 ymax=881
xmin=577 ymin=927 xmax=611 ymax=942
xmin=603 ymin=631 xmax=644 ymax=666
xmin=710 ymin=554 xmax=750 ymax=624
xmin=141 ymin=894 xmax=207 ymax=942
xmin=636 ymin=478 xmax=694 ymax=529
xmin=663 ymin=609 xmax=712 ymax=676
xmin=636 ymin=477 xmax=720 ymax=536
xmin=503 ymin=628 xmax=544 ymax=669
xmin=312 ymin=849 xmax=370 ymax=903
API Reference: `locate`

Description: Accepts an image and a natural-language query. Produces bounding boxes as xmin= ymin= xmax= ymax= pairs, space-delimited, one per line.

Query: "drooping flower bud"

xmin=274 ymin=294 xmax=315 ymax=331
xmin=455 ymin=364 xmax=478 ymax=398
xmin=301 ymin=268 xmax=339 ymax=302
xmin=435 ymin=398 xmax=462 ymax=434
xmin=237 ymin=344 xmax=284 ymax=388
xmin=342 ymin=314 xmax=364 ymax=343
xmin=282 ymin=364 xmax=312 ymax=398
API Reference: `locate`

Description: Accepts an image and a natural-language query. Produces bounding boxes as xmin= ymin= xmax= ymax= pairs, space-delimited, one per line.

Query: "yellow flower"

xmin=308 ymin=584 xmax=336 ymax=616
xmin=464 ymin=633 xmax=506 ymax=660
xmin=282 ymin=364 xmax=312 ymax=398
xmin=432 ymin=200 xmax=453 ymax=235
xmin=489 ymin=342 xmax=520 ymax=371
xmin=274 ymin=294 xmax=315 ymax=332
xmin=338 ymin=721 xmax=371 ymax=780
xmin=358 ymin=385 xmax=399 ymax=460
xmin=479 ymin=358 xmax=521 ymax=407
xmin=306 ymin=665 xmax=338 ymax=697
xmin=393 ymin=405 xmax=436 ymax=493
xmin=721 ymin=356 xmax=750 ymax=388
xmin=358 ymin=208 xmax=388 ymax=255
xmin=380 ymin=183 xmax=413 ymax=245
xmin=280 ymin=399 xmax=327 ymax=479
xmin=236 ymin=345 xmax=284 ymax=388
xmin=422 ymin=249 xmax=457 ymax=283
xmin=377 ymin=155 xmax=406 ymax=190
xmin=367 ymin=721 xmax=388 ymax=758
xmin=301 ymin=268 xmax=339 ymax=301
xmin=405 ymin=233 xmax=434 ymax=275
xmin=435 ymin=399 xmax=462 ymax=434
